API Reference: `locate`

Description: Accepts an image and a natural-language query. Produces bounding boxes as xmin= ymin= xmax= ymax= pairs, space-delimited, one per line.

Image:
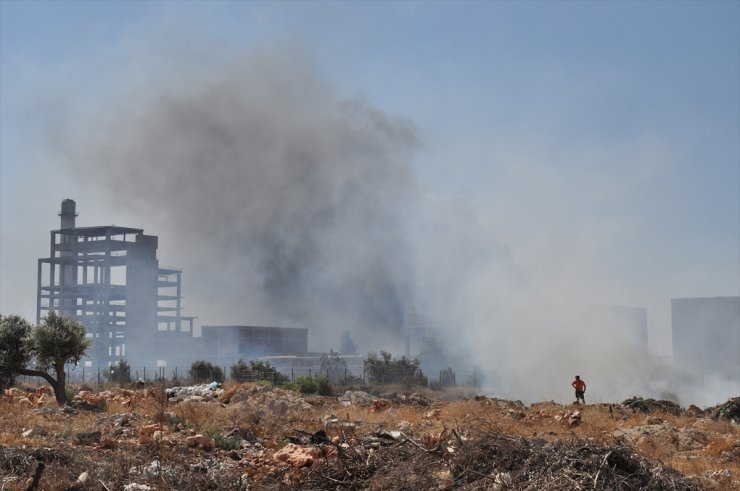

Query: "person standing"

xmin=572 ymin=375 xmax=586 ymax=404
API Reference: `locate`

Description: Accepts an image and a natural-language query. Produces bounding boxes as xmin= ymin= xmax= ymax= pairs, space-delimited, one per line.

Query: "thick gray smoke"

xmin=66 ymin=49 xmax=418 ymax=349
xmin=55 ymin=42 xmax=736 ymax=407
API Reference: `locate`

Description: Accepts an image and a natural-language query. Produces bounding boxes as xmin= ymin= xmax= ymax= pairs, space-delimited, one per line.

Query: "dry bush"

xmin=705 ymin=435 xmax=736 ymax=456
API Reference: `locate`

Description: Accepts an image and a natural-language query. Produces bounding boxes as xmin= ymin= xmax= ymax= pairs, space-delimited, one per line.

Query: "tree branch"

xmin=17 ymin=368 xmax=57 ymax=386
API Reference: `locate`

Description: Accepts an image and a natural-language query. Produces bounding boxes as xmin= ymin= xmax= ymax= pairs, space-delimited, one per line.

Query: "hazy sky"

xmin=1 ymin=0 xmax=738 ymax=365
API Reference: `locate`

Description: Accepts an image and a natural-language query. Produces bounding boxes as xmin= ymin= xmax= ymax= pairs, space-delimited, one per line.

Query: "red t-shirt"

xmin=573 ymin=380 xmax=586 ymax=391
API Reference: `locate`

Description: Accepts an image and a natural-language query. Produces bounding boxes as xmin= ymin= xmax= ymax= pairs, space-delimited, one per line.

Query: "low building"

xmin=199 ymin=325 xmax=308 ymax=367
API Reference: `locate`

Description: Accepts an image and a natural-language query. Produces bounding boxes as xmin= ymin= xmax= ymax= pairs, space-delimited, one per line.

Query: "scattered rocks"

xmin=123 ymin=484 xmax=152 ymax=491
xmin=400 ymin=392 xmax=432 ymax=406
xmin=138 ymin=424 xmax=161 ymax=444
xmin=66 ymin=471 xmax=89 ymax=490
xmin=186 ymin=434 xmax=215 ymax=450
xmin=73 ymin=431 xmax=101 ymax=446
xmin=273 ymin=443 xmax=323 ymax=468
xmin=371 ymin=399 xmax=392 ymax=411
xmin=338 ymin=390 xmax=377 ymax=406
xmin=72 ymin=391 xmax=106 ymax=410
xmin=21 ymin=427 xmax=47 ymax=438
xmin=705 ymin=468 xmax=732 ymax=487
xmin=554 ymin=409 xmax=582 ymax=427
xmin=613 ymin=421 xmax=709 ymax=452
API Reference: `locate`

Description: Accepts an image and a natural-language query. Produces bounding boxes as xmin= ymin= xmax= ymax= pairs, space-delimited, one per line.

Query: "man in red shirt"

xmin=572 ymin=375 xmax=586 ymax=404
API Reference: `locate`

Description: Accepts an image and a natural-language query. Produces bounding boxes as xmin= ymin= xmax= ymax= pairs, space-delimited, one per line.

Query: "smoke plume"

xmin=55 ymin=40 xmax=737 ymax=407
xmin=66 ymin=48 xmax=417 ymax=349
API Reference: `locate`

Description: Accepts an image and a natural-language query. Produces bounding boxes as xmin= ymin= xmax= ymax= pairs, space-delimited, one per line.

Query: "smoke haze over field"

xmin=64 ymin=49 xmax=419 ymax=349
xmin=2 ymin=3 xmax=738 ymax=406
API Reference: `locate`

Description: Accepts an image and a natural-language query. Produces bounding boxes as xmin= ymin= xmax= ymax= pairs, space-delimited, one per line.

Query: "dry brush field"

xmin=1 ymin=382 xmax=738 ymax=490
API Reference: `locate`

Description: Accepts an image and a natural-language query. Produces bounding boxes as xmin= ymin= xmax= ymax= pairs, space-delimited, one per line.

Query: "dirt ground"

xmin=1 ymin=383 xmax=738 ymax=490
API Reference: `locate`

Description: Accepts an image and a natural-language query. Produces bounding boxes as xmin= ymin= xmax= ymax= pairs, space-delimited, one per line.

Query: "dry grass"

xmin=1 ymin=384 xmax=737 ymax=490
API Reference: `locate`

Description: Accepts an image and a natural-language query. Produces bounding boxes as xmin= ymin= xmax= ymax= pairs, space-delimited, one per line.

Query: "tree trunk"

xmin=17 ymin=368 xmax=68 ymax=405
xmin=54 ymin=362 xmax=67 ymax=405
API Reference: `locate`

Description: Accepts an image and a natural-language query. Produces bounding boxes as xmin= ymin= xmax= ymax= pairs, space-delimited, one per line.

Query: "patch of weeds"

xmin=214 ymin=435 xmax=243 ymax=450
xmin=293 ymin=376 xmax=332 ymax=395
xmin=280 ymin=382 xmax=298 ymax=392
xmin=200 ymin=422 xmax=222 ymax=438
xmin=164 ymin=414 xmax=188 ymax=428
xmin=64 ymin=385 xmax=79 ymax=401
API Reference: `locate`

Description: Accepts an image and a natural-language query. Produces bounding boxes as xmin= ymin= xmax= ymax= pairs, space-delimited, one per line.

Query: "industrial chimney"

xmin=59 ymin=199 xmax=77 ymax=229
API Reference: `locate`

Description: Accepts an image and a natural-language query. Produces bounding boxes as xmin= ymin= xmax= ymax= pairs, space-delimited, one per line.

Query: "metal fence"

xmin=14 ymin=364 xmax=478 ymax=390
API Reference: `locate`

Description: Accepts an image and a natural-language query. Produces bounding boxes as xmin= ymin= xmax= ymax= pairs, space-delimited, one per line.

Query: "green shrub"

xmin=364 ymin=351 xmax=427 ymax=387
xmin=164 ymin=415 xmax=187 ymax=427
xmin=200 ymin=422 xmax=222 ymax=438
xmin=214 ymin=435 xmax=242 ymax=450
xmin=229 ymin=359 xmax=289 ymax=384
xmin=65 ymin=385 xmax=79 ymax=402
xmin=106 ymin=359 xmax=132 ymax=384
xmin=280 ymin=381 xmax=298 ymax=392
xmin=314 ymin=377 xmax=332 ymax=396
xmin=291 ymin=376 xmax=332 ymax=395
xmin=189 ymin=360 xmax=224 ymax=383
xmin=294 ymin=376 xmax=317 ymax=394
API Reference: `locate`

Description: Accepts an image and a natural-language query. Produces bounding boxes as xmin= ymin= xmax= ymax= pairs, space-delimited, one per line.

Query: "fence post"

xmin=143 ymin=367 xmax=146 ymax=381
xmin=97 ymin=368 xmax=101 ymax=386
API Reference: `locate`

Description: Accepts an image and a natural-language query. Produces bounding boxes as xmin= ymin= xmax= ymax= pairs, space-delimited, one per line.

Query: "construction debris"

xmin=166 ymin=382 xmax=223 ymax=403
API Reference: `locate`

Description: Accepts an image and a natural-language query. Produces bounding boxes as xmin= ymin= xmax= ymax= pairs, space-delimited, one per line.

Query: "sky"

xmin=1 ymin=1 xmax=738 ymax=403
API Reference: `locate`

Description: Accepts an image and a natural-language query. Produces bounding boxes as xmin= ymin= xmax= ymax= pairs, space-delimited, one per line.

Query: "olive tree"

xmin=0 ymin=315 xmax=32 ymax=389
xmin=0 ymin=311 xmax=90 ymax=405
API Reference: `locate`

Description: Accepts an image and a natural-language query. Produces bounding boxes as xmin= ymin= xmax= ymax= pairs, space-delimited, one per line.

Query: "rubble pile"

xmin=622 ymin=396 xmax=683 ymax=415
xmin=166 ymin=382 xmax=224 ymax=403
xmin=338 ymin=390 xmax=378 ymax=406
xmin=707 ymin=397 xmax=740 ymax=423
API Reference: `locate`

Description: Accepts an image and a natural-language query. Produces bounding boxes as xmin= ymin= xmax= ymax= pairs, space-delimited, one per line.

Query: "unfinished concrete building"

xmin=37 ymin=199 xmax=194 ymax=369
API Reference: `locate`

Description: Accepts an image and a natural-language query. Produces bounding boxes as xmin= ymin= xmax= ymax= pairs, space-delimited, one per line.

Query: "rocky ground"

xmin=1 ymin=383 xmax=738 ymax=490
